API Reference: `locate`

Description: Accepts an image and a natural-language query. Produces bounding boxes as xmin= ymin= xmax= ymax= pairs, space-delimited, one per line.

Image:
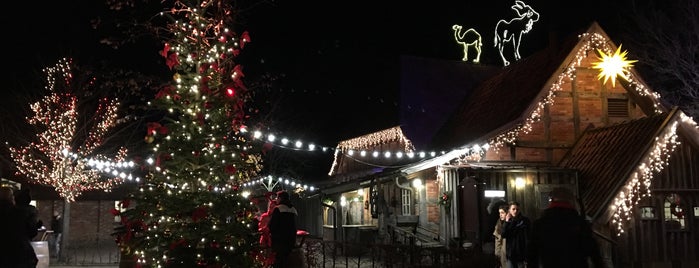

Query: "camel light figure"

xmin=452 ymin=25 xmax=482 ymax=63
xmin=494 ymin=0 xmax=540 ymax=66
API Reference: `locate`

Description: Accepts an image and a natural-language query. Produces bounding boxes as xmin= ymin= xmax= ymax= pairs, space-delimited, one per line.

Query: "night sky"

xmin=1 ymin=0 xmax=658 ymax=180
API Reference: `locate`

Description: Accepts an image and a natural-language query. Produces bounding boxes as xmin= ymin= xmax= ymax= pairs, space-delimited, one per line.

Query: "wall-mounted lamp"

xmin=515 ymin=177 xmax=526 ymax=189
xmin=340 ymin=195 xmax=347 ymax=207
xmin=412 ymin=179 xmax=423 ymax=190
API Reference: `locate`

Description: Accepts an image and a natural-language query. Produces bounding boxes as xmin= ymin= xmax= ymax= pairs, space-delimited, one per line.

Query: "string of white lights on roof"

xmin=238 ymin=126 xmax=476 ymax=160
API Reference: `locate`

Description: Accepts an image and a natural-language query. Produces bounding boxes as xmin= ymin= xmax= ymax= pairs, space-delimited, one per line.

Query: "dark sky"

xmin=240 ymin=0 xmax=615 ymax=144
xmin=2 ymin=0 xmax=632 ymax=180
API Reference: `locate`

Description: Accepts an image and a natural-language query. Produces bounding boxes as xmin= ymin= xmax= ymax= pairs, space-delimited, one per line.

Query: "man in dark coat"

xmin=527 ymin=187 xmax=605 ymax=268
xmin=268 ymin=190 xmax=298 ymax=268
xmin=502 ymin=201 xmax=530 ymax=268
xmin=15 ymin=188 xmax=40 ymax=240
xmin=0 ymin=186 xmax=38 ymax=268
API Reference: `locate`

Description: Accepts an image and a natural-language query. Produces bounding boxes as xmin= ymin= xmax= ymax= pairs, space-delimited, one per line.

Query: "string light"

xmin=481 ymin=29 xmax=694 ymax=235
xmin=612 ymin=121 xmax=679 ymax=235
xmin=242 ymin=175 xmax=317 ymax=193
xmin=488 ymin=32 xmax=665 ymax=153
xmin=8 ymin=58 xmax=133 ymax=201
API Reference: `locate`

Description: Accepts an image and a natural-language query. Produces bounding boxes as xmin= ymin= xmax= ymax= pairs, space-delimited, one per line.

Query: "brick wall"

xmin=34 ymin=199 xmax=118 ymax=246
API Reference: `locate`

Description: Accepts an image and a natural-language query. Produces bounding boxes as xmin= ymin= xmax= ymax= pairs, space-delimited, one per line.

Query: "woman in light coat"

xmin=493 ymin=205 xmax=508 ymax=268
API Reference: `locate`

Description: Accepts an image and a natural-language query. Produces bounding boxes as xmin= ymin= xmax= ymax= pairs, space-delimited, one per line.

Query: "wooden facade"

xmin=320 ymin=22 xmax=699 ymax=268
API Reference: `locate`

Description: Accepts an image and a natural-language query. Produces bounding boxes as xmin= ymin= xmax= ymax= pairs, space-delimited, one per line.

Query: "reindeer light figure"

xmin=452 ymin=25 xmax=482 ymax=63
xmin=494 ymin=0 xmax=540 ymax=66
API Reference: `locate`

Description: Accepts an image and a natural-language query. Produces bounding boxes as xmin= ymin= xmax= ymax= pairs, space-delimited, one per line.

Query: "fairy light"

xmin=612 ymin=121 xmax=680 ymax=235
xmin=328 ymin=126 xmax=415 ymax=175
xmin=7 ymin=58 xmax=130 ymax=202
xmin=475 ymin=28 xmax=687 ymax=235
xmin=488 ymin=32 xmax=665 ymax=153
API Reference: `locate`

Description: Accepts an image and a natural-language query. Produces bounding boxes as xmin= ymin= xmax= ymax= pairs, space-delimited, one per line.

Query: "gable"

xmin=558 ymin=109 xmax=699 ymax=234
xmin=430 ymin=28 xmax=580 ymax=151
xmin=328 ymin=126 xmax=415 ymax=178
xmin=558 ymin=113 xmax=670 ymax=218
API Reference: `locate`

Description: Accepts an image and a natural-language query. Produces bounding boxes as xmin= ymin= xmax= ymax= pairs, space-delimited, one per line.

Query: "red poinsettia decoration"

xmin=439 ymin=192 xmax=452 ymax=213
xmin=169 ymin=239 xmax=187 ymax=250
xmin=160 ymin=43 xmax=180 ymax=70
xmin=225 ymin=164 xmax=237 ymax=175
xmin=191 ymin=206 xmax=209 ymax=222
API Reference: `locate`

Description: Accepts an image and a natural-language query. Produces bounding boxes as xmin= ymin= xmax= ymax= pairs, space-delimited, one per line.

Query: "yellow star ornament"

xmin=592 ymin=45 xmax=637 ymax=87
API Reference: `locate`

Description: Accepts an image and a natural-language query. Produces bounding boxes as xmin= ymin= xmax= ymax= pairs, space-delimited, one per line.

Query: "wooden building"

xmin=318 ymin=22 xmax=699 ymax=267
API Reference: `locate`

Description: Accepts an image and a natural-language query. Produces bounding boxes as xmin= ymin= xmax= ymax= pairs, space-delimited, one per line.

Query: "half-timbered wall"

xmin=484 ymin=54 xmax=648 ymax=164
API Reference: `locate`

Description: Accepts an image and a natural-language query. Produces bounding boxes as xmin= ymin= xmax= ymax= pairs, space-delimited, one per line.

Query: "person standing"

xmin=493 ymin=204 xmax=509 ymax=268
xmin=0 ymin=186 xmax=38 ymax=267
xmin=15 ymin=188 xmax=40 ymax=240
xmin=527 ymin=187 xmax=605 ymax=268
xmin=268 ymin=190 xmax=298 ymax=268
xmin=258 ymin=192 xmax=278 ymax=267
xmin=502 ymin=201 xmax=530 ymax=268
xmin=50 ymin=211 xmax=63 ymax=258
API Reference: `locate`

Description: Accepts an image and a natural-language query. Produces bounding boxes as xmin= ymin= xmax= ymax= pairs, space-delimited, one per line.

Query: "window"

xmin=640 ymin=206 xmax=656 ymax=219
xmin=401 ymin=189 xmax=411 ymax=215
xmin=663 ymin=193 xmax=686 ymax=230
xmin=114 ymin=201 xmax=126 ymax=222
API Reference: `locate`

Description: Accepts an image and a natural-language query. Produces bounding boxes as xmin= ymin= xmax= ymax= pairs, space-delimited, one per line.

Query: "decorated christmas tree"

xmin=112 ymin=0 xmax=264 ymax=266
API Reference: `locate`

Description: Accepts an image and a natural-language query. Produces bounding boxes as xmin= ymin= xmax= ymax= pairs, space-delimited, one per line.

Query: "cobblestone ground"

xmin=43 ymin=238 xmax=485 ymax=267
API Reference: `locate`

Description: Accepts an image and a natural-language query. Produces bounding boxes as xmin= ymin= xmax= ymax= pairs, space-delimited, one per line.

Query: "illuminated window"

xmin=639 ymin=206 xmax=656 ymax=220
xmin=663 ymin=193 xmax=686 ymax=230
xmin=114 ymin=201 xmax=126 ymax=222
xmin=401 ymin=189 xmax=411 ymax=215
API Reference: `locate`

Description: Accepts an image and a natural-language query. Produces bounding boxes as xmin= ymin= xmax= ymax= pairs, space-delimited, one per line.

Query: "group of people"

xmin=492 ymin=187 xmax=605 ymax=268
xmin=258 ymin=190 xmax=299 ymax=268
xmin=0 ymin=186 xmax=39 ymax=267
xmin=0 ymin=186 xmax=64 ymax=268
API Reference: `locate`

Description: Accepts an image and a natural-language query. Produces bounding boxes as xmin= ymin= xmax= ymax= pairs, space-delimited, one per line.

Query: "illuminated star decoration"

xmin=592 ymin=45 xmax=637 ymax=87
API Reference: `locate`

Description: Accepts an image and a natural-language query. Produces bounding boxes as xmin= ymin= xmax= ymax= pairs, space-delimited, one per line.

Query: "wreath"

xmin=670 ymin=201 xmax=684 ymax=219
xmin=439 ymin=192 xmax=452 ymax=213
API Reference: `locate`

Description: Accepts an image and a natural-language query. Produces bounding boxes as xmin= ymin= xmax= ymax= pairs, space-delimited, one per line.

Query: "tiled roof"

xmin=557 ymin=113 xmax=671 ymax=218
xmin=430 ymin=31 xmax=581 ymax=150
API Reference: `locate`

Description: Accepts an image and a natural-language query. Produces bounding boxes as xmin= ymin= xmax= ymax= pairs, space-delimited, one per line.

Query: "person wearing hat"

xmin=527 ymin=187 xmax=605 ymax=268
xmin=268 ymin=190 xmax=298 ymax=268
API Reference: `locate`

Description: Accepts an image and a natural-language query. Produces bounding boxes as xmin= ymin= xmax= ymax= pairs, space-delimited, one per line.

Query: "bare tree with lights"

xmin=7 ymin=58 xmax=130 ymax=202
xmin=111 ymin=0 xmax=266 ymax=266
xmin=616 ymin=0 xmax=699 ymax=120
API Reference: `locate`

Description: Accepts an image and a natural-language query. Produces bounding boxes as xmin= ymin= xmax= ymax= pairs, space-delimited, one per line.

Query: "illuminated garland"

xmin=242 ymin=175 xmax=317 ymax=193
xmin=483 ymin=30 xmax=697 ymax=235
xmin=612 ymin=122 xmax=679 ymax=235
xmin=7 ymin=58 xmax=129 ymax=201
xmin=488 ymin=32 xmax=665 ymax=152
xmin=328 ymin=126 xmax=415 ymax=175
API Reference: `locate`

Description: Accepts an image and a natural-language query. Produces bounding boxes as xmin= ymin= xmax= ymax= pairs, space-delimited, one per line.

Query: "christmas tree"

xmin=8 ymin=57 xmax=129 ymax=202
xmin=113 ymin=0 xmax=264 ymax=266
